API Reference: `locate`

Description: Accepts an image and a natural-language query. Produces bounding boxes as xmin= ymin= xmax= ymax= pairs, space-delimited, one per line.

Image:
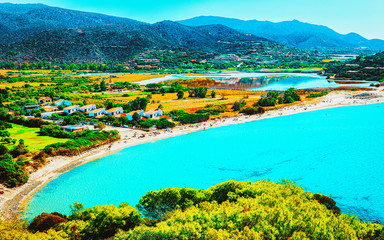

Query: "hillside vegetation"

xmin=1 ymin=180 xmax=382 ymax=239
xmin=325 ymin=52 xmax=384 ymax=81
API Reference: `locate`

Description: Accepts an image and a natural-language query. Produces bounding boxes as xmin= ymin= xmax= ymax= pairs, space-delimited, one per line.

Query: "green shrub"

xmin=61 ymin=203 xmax=141 ymax=240
xmin=118 ymin=180 xmax=383 ymax=240
xmin=196 ymin=104 xmax=228 ymax=115
xmin=137 ymin=187 xmax=209 ymax=220
xmin=43 ymin=130 xmax=119 ymax=156
xmin=307 ymin=90 xmax=330 ymax=98
xmin=240 ymin=107 xmax=265 ymax=115
xmin=174 ymin=113 xmax=209 ymax=124
xmin=232 ymin=99 xmax=247 ymax=111
xmin=255 ymin=97 xmax=277 ymax=107
xmin=137 ymin=118 xmax=175 ymax=129
xmin=0 ymin=154 xmax=29 ymax=187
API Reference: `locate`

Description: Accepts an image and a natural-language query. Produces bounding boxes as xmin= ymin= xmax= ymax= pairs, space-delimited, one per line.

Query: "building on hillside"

xmin=106 ymin=107 xmax=124 ymax=116
xmin=41 ymin=111 xmax=63 ymax=119
xmin=61 ymin=125 xmax=85 ymax=132
xmin=88 ymin=108 xmax=105 ymax=118
xmin=126 ymin=110 xmax=144 ymax=121
xmin=38 ymin=97 xmax=52 ymax=105
xmin=80 ymin=104 xmax=97 ymax=113
xmin=43 ymin=106 xmax=59 ymax=112
xmin=23 ymin=105 xmax=41 ymax=112
xmin=55 ymin=99 xmax=72 ymax=107
xmin=63 ymin=105 xmax=79 ymax=115
xmin=143 ymin=109 xmax=163 ymax=119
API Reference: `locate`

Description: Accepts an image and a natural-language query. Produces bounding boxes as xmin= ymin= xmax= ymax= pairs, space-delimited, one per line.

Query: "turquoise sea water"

xmin=24 ymin=104 xmax=384 ymax=223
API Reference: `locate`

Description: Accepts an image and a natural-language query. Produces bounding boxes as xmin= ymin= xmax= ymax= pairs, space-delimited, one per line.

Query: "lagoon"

xmin=24 ymin=103 xmax=384 ymax=223
xmin=139 ymin=72 xmax=372 ymax=90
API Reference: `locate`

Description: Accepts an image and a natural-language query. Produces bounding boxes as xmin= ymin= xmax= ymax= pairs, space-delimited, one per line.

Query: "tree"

xmin=0 ymin=143 xmax=9 ymax=155
xmin=0 ymin=130 xmax=10 ymax=139
xmin=177 ymin=90 xmax=184 ymax=99
xmin=283 ymin=88 xmax=301 ymax=103
xmin=132 ymin=112 xmax=141 ymax=122
xmin=11 ymin=139 xmax=29 ymax=157
xmin=232 ymin=99 xmax=246 ymax=111
xmin=100 ymin=80 xmax=107 ymax=92
xmin=211 ymin=90 xmax=216 ymax=98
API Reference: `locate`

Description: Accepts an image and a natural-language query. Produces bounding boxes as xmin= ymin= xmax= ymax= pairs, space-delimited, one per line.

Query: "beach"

xmin=1 ymin=89 xmax=384 ymax=220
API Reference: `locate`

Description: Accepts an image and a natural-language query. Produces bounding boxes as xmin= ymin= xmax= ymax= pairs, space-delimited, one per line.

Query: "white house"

xmin=63 ymin=105 xmax=79 ymax=115
xmin=55 ymin=99 xmax=72 ymax=107
xmin=88 ymin=108 xmax=105 ymax=118
xmin=143 ymin=109 xmax=163 ymax=119
xmin=105 ymin=107 xmax=123 ymax=116
xmin=126 ymin=110 xmax=144 ymax=121
xmin=80 ymin=104 xmax=96 ymax=113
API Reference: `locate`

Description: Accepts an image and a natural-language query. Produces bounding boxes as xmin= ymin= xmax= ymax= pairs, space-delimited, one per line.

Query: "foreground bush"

xmin=60 ymin=203 xmax=142 ymax=240
xmin=0 ymin=220 xmax=68 ymax=240
xmin=28 ymin=212 xmax=67 ymax=232
xmin=124 ymin=180 xmax=383 ymax=240
xmin=2 ymin=180 xmax=383 ymax=239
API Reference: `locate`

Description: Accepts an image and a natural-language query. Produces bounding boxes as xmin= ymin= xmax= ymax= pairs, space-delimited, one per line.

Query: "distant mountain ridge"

xmin=1 ymin=3 xmax=381 ymax=63
xmin=0 ymin=3 xmax=270 ymax=62
xmin=177 ymin=16 xmax=384 ymax=50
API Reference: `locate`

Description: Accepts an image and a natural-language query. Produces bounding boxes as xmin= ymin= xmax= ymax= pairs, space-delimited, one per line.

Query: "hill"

xmin=325 ymin=52 xmax=384 ymax=81
xmin=0 ymin=4 xmax=276 ymax=63
xmin=0 ymin=3 xmax=326 ymax=64
xmin=178 ymin=16 xmax=384 ymax=50
xmin=0 ymin=3 xmax=146 ymax=44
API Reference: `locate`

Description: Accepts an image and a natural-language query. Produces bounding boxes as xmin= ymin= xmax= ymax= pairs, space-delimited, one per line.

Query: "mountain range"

xmin=0 ymin=3 xmax=270 ymax=62
xmin=178 ymin=16 xmax=384 ymax=50
xmin=0 ymin=3 xmax=383 ymax=63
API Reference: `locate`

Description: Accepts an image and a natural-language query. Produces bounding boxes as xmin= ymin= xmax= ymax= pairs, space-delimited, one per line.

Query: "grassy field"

xmin=4 ymin=124 xmax=68 ymax=152
xmin=0 ymin=82 xmax=47 ymax=89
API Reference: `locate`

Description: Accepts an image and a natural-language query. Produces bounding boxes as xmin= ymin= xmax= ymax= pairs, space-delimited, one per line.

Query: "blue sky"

xmin=2 ymin=0 xmax=384 ymax=39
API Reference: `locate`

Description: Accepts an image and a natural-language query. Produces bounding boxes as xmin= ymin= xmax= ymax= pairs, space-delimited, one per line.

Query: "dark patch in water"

xmin=217 ymin=167 xmax=244 ymax=173
xmin=274 ymin=158 xmax=293 ymax=166
xmin=362 ymin=196 xmax=370 ymax=201
xmin=247 ymin=168 xmax=273 ymax=178
xmin=292 ymin=177 xmax=303 ymax=182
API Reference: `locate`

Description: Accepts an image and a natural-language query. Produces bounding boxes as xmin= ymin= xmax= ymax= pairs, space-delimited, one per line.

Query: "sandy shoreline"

xmin=1 ymin=90 xmax=384 ymax=221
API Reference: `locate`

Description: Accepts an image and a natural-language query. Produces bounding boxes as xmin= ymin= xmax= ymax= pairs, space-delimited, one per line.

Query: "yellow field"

xmin=0 ymin=69 xmax=10 ymax=75
xmin=0 ymin=82 xmax=48 ymax=89
xmin=111 ymin=89 xmax=263 ymax=114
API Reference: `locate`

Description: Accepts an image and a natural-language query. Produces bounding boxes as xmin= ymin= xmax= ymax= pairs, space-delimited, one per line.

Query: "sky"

xmin=1 ymin=0 xmax=383 ymax=39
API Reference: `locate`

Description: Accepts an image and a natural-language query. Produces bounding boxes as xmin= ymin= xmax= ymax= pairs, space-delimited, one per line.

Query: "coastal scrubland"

xmin=1 ymin=180 xmax=382 ymax=240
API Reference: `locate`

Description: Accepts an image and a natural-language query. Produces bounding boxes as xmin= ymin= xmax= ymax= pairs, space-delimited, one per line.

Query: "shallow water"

xmin=24 ymin=104 xmax=384 ymax=222
xmin=139 ymin=72 xmax=371 ymax=90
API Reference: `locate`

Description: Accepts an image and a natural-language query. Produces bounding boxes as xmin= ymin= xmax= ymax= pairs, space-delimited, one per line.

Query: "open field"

xmin=4 ymin=124 xmax=68 ymax=152
xmin=0 ymin=82 xmax=48 ymax=89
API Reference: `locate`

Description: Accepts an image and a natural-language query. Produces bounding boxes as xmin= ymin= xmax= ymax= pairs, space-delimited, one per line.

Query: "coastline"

xmin=1 ymin=90 xmax=384 ymax=221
